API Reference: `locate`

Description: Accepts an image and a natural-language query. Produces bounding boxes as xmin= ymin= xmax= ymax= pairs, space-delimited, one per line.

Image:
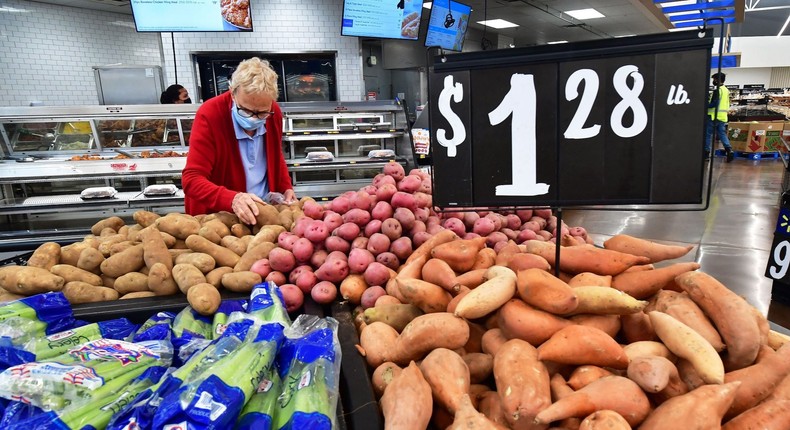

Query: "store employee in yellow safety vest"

xmin=704 ymin=72 xmax=734 ymax=163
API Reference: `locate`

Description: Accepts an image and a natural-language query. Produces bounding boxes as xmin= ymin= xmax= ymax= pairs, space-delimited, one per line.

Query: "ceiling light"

xmin=565 ymin=8 xmax=605 ymax=20
xmin=423 ymin=2 xmax=432 ymax=9
xmin=547 ymin=40 xmax=568 ymax=44
xmin=477 ymin=19 xmax=519 ymax=29
xmin=779 ymin=13 xmax=790 ymax=37
xmin=0 ymin=6 xmax=29 ymax=12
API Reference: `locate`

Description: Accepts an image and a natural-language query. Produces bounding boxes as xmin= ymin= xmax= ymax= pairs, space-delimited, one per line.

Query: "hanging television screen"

xmin=341 ymin=0 xmax=424 ymax=40
xmin=425 ymin=0 xmax=471 ymax=51
xmin=130 ymin=0 xmax=254 ymax=32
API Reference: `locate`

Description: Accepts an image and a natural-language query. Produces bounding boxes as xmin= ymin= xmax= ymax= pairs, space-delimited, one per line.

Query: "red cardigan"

xmin=182 ymin=91 xmax=293 ymax=216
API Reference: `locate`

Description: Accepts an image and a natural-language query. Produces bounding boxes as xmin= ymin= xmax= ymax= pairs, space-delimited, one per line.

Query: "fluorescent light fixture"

xmin=477 ymin=19 xmax=519 ymax=29
xmin=423 ymin=2 xmax=432 ymax=9
xmin=779 ymin=12 xmax=790 ymax=37
xmin=565 ymin=8 xmax=605 ymax=20
xmin=547 ymin=40 xmax=568 ymax=44
xmin=0 ymin=6 xmax=29 ymax=12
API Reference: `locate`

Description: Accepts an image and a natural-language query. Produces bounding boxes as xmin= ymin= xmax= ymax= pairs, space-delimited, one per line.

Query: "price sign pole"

xmin=428 ymin=30 xmax=715 ymax=210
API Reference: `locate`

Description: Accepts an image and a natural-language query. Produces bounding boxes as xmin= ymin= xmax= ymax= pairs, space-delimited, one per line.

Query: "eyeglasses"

xmin=236 ymin=102 xmax=275 ymax=119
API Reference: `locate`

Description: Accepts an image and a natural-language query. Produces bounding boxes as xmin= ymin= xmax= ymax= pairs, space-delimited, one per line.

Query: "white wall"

xmin=731 ymin=36 xmax=790 ymax=68
xmin=0 ymin=0 xmax=162 ymax=106
xmin=714 ymin=68 xmax=773 ymax=88
xmin=160 ymin=0 xmax=364 ymax=102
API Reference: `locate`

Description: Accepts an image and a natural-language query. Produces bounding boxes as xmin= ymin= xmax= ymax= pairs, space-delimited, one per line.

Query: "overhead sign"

xmin=428 ymin=30 xmax=714 ymax=209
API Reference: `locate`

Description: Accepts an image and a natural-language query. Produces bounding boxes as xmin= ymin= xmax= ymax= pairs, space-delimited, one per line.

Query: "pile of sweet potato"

xmin=0 ymin=202 xmax=305 ymax=315
xmin=354 ymin=233 xmax=790 ymax=429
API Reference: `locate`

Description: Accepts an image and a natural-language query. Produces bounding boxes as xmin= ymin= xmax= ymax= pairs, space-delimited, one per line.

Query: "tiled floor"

xmin=563 ymin=153 xmax=790 ymax=329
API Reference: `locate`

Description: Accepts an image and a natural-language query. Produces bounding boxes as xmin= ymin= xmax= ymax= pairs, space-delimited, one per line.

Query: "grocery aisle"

xmin=563 ymin=154 xmax=790 ymax=328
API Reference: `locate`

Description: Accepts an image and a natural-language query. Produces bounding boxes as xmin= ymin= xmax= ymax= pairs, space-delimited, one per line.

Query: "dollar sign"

xmin=437 ymin=75 xmax=466 ymax=157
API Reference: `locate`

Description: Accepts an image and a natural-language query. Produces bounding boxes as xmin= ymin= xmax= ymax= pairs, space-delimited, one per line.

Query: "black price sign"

xmin=766 ymin=206 xmax=790 ymax=284
xmin=429 ymin=31 xmax=714 ymax=209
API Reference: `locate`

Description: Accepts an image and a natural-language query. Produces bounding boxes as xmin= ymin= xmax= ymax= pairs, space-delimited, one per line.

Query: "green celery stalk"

xmin=275 ymin=360 xmax=332 ymax=430
xmin=236 ymin=368 xmax=282 ymax=429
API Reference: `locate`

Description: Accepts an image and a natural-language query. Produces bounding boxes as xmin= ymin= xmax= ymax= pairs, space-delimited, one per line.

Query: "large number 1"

xmin=489 ymin=74 xmax=550 ymax=197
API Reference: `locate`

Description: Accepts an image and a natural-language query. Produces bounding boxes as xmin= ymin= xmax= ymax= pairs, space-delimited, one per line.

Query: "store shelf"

xmin=0 ymin=157 xmax=185 ymax=184
xmin=0 ymin=190 xmax=185 ymax=215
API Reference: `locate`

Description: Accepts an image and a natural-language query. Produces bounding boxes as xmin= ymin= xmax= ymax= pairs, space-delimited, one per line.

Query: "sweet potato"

xmin=652 ymin=289 xmax=725 ymax=352
xmin=0 ymin=266 xmax=65 ymax=295
xmin=723 ymin=342 xmax=790 ymax=419
xmin=579 ymin=410 xmax=632 ymax=430
xmin=62 ymin=281 xmax=119 ymax=304
xmin=360 ymin=321 xmax=399 ymax=368
xmin=567 ymin=272 xmax=613 ymax=287
xmin=27 ymin=242 xmax=61 ymax=270
xmin=638 ymin=382 xmax=740 ymax=430
xmin=112 ymin=272 xmax=149 ymax=295
xmin=339 ymin=274 xmax=367 ymax=304
xmin=564 ymin=286 xmax=647 ymax=316
xmin=722 ymin=398 xmax=790 ymax=430
xmin=393 ymin=313 xmax=470 ymax=365
xmin=568 ymin=365 xmax=615 ymax=390
xmin=611 ymin=262 xmax=700 ymax=299
xmin=455 ymin=266 xmax=517 ymax=319
xmin=471 ymin=247 xmax=497 ymax=271
xmin=537 ymin=325 xmax=629 ymax=369
xmin=447 ymin=394 xmax=504 ymax=430
xmin=187 ymin=282 xmax=221 ymax=316
xmin=623 ymin=341 xmax=676 ymax=363
xmin=395 ymin=277 xmax=451 ymax=314
xmin=371 ymin=362 xmax=402 ymax=398
xmin=175 ymin=252 xmax=216 ymax=274
xmin=463 ymin=353 xmax=493 ymax=384
xmin=185 ymin=234 xmax=240 ymax=268
xmin=603 ymin=234 xmax=694 ymax=263
xmin=517 ymin=268 xmax=578 ymax=315
xmin=648 ymin=311 xmax=724 ymax=384
xmin=549 ymin=374 xmax=583 ymax=430
xmin=535 ymin=376 xmax=651 ymax=427
xmin=497 ymin=299 xmax=572 ymax=347
xmin=454 ymin=269 xmax=488 ymax=290
xmin=421 ymin=258 xmax=459 ymax=293
xmin=50 ymin=264 xmax=102 ymax=286
xmin=676 ymin=271 xmax=761 ymax=370
xmin=525 ymin=240 xmax=650 ymax=276
xmin=431 ymin=237 xmax=487 ymax=272
xmin=100 ymin=244 xmax=144 ymax=278
xmin=481 ymin=328 xmax=508 ymax=356
xmin=420 ymin=348 xmax=470 ymax=413
xmin=627 ymin=355 xmax=678 ymax=393
xmin=569 ymin=314 xmax=622 ymax=338
xmin=221 ymin=271 xmax=262 ymax=293
xmin=380 ymin=361 xmax=432 ymax=430
xmin=620 ymin=311 xmax=655 ymax=343
xmin=363 ymin=303 xmax=423 ymax=332
xmin=493 ymin=339 xmax=551 ymax=429
xmin=147 ymin=263 xmax=178 ymax=296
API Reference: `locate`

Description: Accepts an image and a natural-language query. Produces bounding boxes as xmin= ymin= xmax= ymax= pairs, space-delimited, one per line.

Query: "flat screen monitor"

xmin=425 ymin=0 xmax=471 ymax=51
xmin=131 ymin=0 xmax=254 ymax=32
xmin=341 ymin=0 xmax=424 ymax=40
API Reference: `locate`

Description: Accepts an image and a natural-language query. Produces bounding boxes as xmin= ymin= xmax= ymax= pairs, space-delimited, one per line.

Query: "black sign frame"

xmin=427 ymin=30 xmax=715 ymax=211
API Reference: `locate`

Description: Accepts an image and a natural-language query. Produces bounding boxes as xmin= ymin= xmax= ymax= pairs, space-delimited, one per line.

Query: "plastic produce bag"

xmin=0 ymin=292 xmax=75 ymax=336
xmin=130 ymin=311 xmax=176 ymax=343
xmin=274 ymin=314 xmax=341 ymax=430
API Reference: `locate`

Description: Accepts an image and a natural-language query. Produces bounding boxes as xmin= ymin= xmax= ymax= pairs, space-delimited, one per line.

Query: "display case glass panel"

xmin=96 ymin=119 xmax=133 ymax=148
xmin=294 ymin=170 xmax=336 ymax=183
xmin=294 ymin=139 xmax=335 ymax=159
xmin=338 ymin=138 xmax=383 ymax=158
xmin=288 ymin=117 xmax=334 ymax=131
xmin=339 ymin=167 xmax=379 ymax=181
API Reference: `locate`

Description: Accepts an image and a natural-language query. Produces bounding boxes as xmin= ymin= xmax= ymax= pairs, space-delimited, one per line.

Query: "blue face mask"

xmin=232 ymin=104 xmax=266 ymax=131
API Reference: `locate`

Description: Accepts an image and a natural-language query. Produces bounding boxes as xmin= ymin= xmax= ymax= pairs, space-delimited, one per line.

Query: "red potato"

xmin=325 ymin=236 xmax=351 ymax=253
xmin=516 ymin=209 xmax=534 ymax=222
xmin=364 ymin=219 xmax=383 ymax=237
xmin=265 ymin=270 xmax=287 ymax=285
xmin=413 ymin=207 xmax=430 ymax=223
xmin=390 ymin=237 xmax=413 ymax=262
xmin=372 ymin=201 xmax=394 ymax=221
xmin=534 ymin=208 xmax=552 ymax=219
xmin=505 ymin=214 xmax=522 ymax=230
xmin=315 ymin=258 xmax=349 ymax=283
xmin=364 ymin=262 xmax=391 ymax=287
xmin=311 ymin=281 xmax=338 ymax=304
xmin=292 ymin=217 xmax=310 ymax=237
xmin=443 ymin=218 xmax=467 ymax=237
xmin=409 ymin=168 xmax=430 ymax=181
xmin=409 ymin=221 xmax=427 ymax=237
xmin=373 ymin=173 xmax=397 ymax=188
xmin=462 ymin=211 xmax=480 ymax=229
xmin=322 ymin=211 xmax=343 ymax=232
xmin=360 ymin=184 xmax=378 ymax=196
xmin=277 ymin=232 xmax=299 ymax=251
xmin=343 ymin=208 xmax=371 ymax=227
xmin=521 ymin=220 xmax=541 ymax=233
xmin=279 ymin=284 xmax=304 ymax=312
xmin=413 ymin=192 xmax=432 ymax=209
xmin=393 ymin=208 xmax=416 ymax=230
xmin=398 ymin=175 xmax=422 ymax=193
xmin=295 ymin=270 xmax=318 ymax=294
xmin=304 ymin=220 xmax=330 ymax=244
xmin=381 ymin=218 xmax=403 ymax=241
xmin=486 ymin=232 xmax=508 ymax=248
xmin=310 ymin=249 xmax=328 ymax=268
xmin=516 ymin=229 xmax=538 ymax=243
xmin=484 ymin=213 xmax=503 ymax=231
xmin=292 ymin=238 xmax=314 ymax=263
xmin=250 ymin=259 xmax=272 ymax=278
xmin=350 ymin=190 xmax=373 ymax=211
xmin=427 ymin=216 xmax=441 ymax=227
xmin=529 ymin=216 xmax=548 ymax=230
xmin=500 ymin=228 xmax=518 ymax=241
xmin=367 ymin=233 xmax=391 ymax=256
xmin=330 ymin=196 xmax=351 ymax=214
xmin=376 ymin=252 xmax=400 ymax=271
xmin=333 ymin=222 xmax=361 ymax=242
xmin=376 ymin=184 xmax=398 ymax=203
xmin=536 ymin=230 xmax=552 ymax=241
xmin=383 ymin=161 xmax=405 ymax=181
xmin=289 ymin=265 xmax=313 ymax=284
xmin=302 ymin=200 xmax=324 ymax=220
xmin=412 ymin=232 xmax=433 ymax=248
xmin=268 ymin=248 xmax=296 ymax=273
xmin=419 ymin=178 xmax=432 ymax=194
xmin=362 ymin=285 xmax=387 ymax=309
xmin=473 ymin=217 xmax=497 ymax=236
xmin=352 ymin=236 xmax=369 ymax=250
xmin=391 ymin=192 xmax=417 ymax=211
xmin=348 ymin=248 xmax=376 ymax=274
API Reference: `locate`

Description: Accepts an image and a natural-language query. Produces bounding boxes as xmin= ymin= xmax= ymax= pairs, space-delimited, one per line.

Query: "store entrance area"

xmin=564 ymin=156 xmax=790 ymax=328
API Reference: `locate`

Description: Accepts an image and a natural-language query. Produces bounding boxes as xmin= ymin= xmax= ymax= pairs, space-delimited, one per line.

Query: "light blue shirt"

xmin=231 ymin=104 xmax=269 ymax=198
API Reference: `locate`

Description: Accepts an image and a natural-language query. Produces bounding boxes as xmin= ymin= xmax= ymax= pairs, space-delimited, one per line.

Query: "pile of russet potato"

xmin=353 ymin=228 xmax=790 ymax=429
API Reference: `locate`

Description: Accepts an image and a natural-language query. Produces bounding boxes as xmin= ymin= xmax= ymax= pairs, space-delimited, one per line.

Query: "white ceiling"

xmin=26 ymin=0 xmax=790 ymax=46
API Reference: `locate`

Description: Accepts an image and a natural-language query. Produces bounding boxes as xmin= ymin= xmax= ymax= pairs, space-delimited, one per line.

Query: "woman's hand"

xmin=232 ymin=192 xmax=265 ymax=225
xmin=283 ymin=189 xmax=297 ymax=204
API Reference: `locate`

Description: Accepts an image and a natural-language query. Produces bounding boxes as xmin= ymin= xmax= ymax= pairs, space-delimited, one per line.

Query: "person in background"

xmin=704 ymin=72 xmax=734 ymax=163
xmin=160 ymin=84 xmax=191 ymax=104
xmin=182 ymin=57 xmax=295 ymax=224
